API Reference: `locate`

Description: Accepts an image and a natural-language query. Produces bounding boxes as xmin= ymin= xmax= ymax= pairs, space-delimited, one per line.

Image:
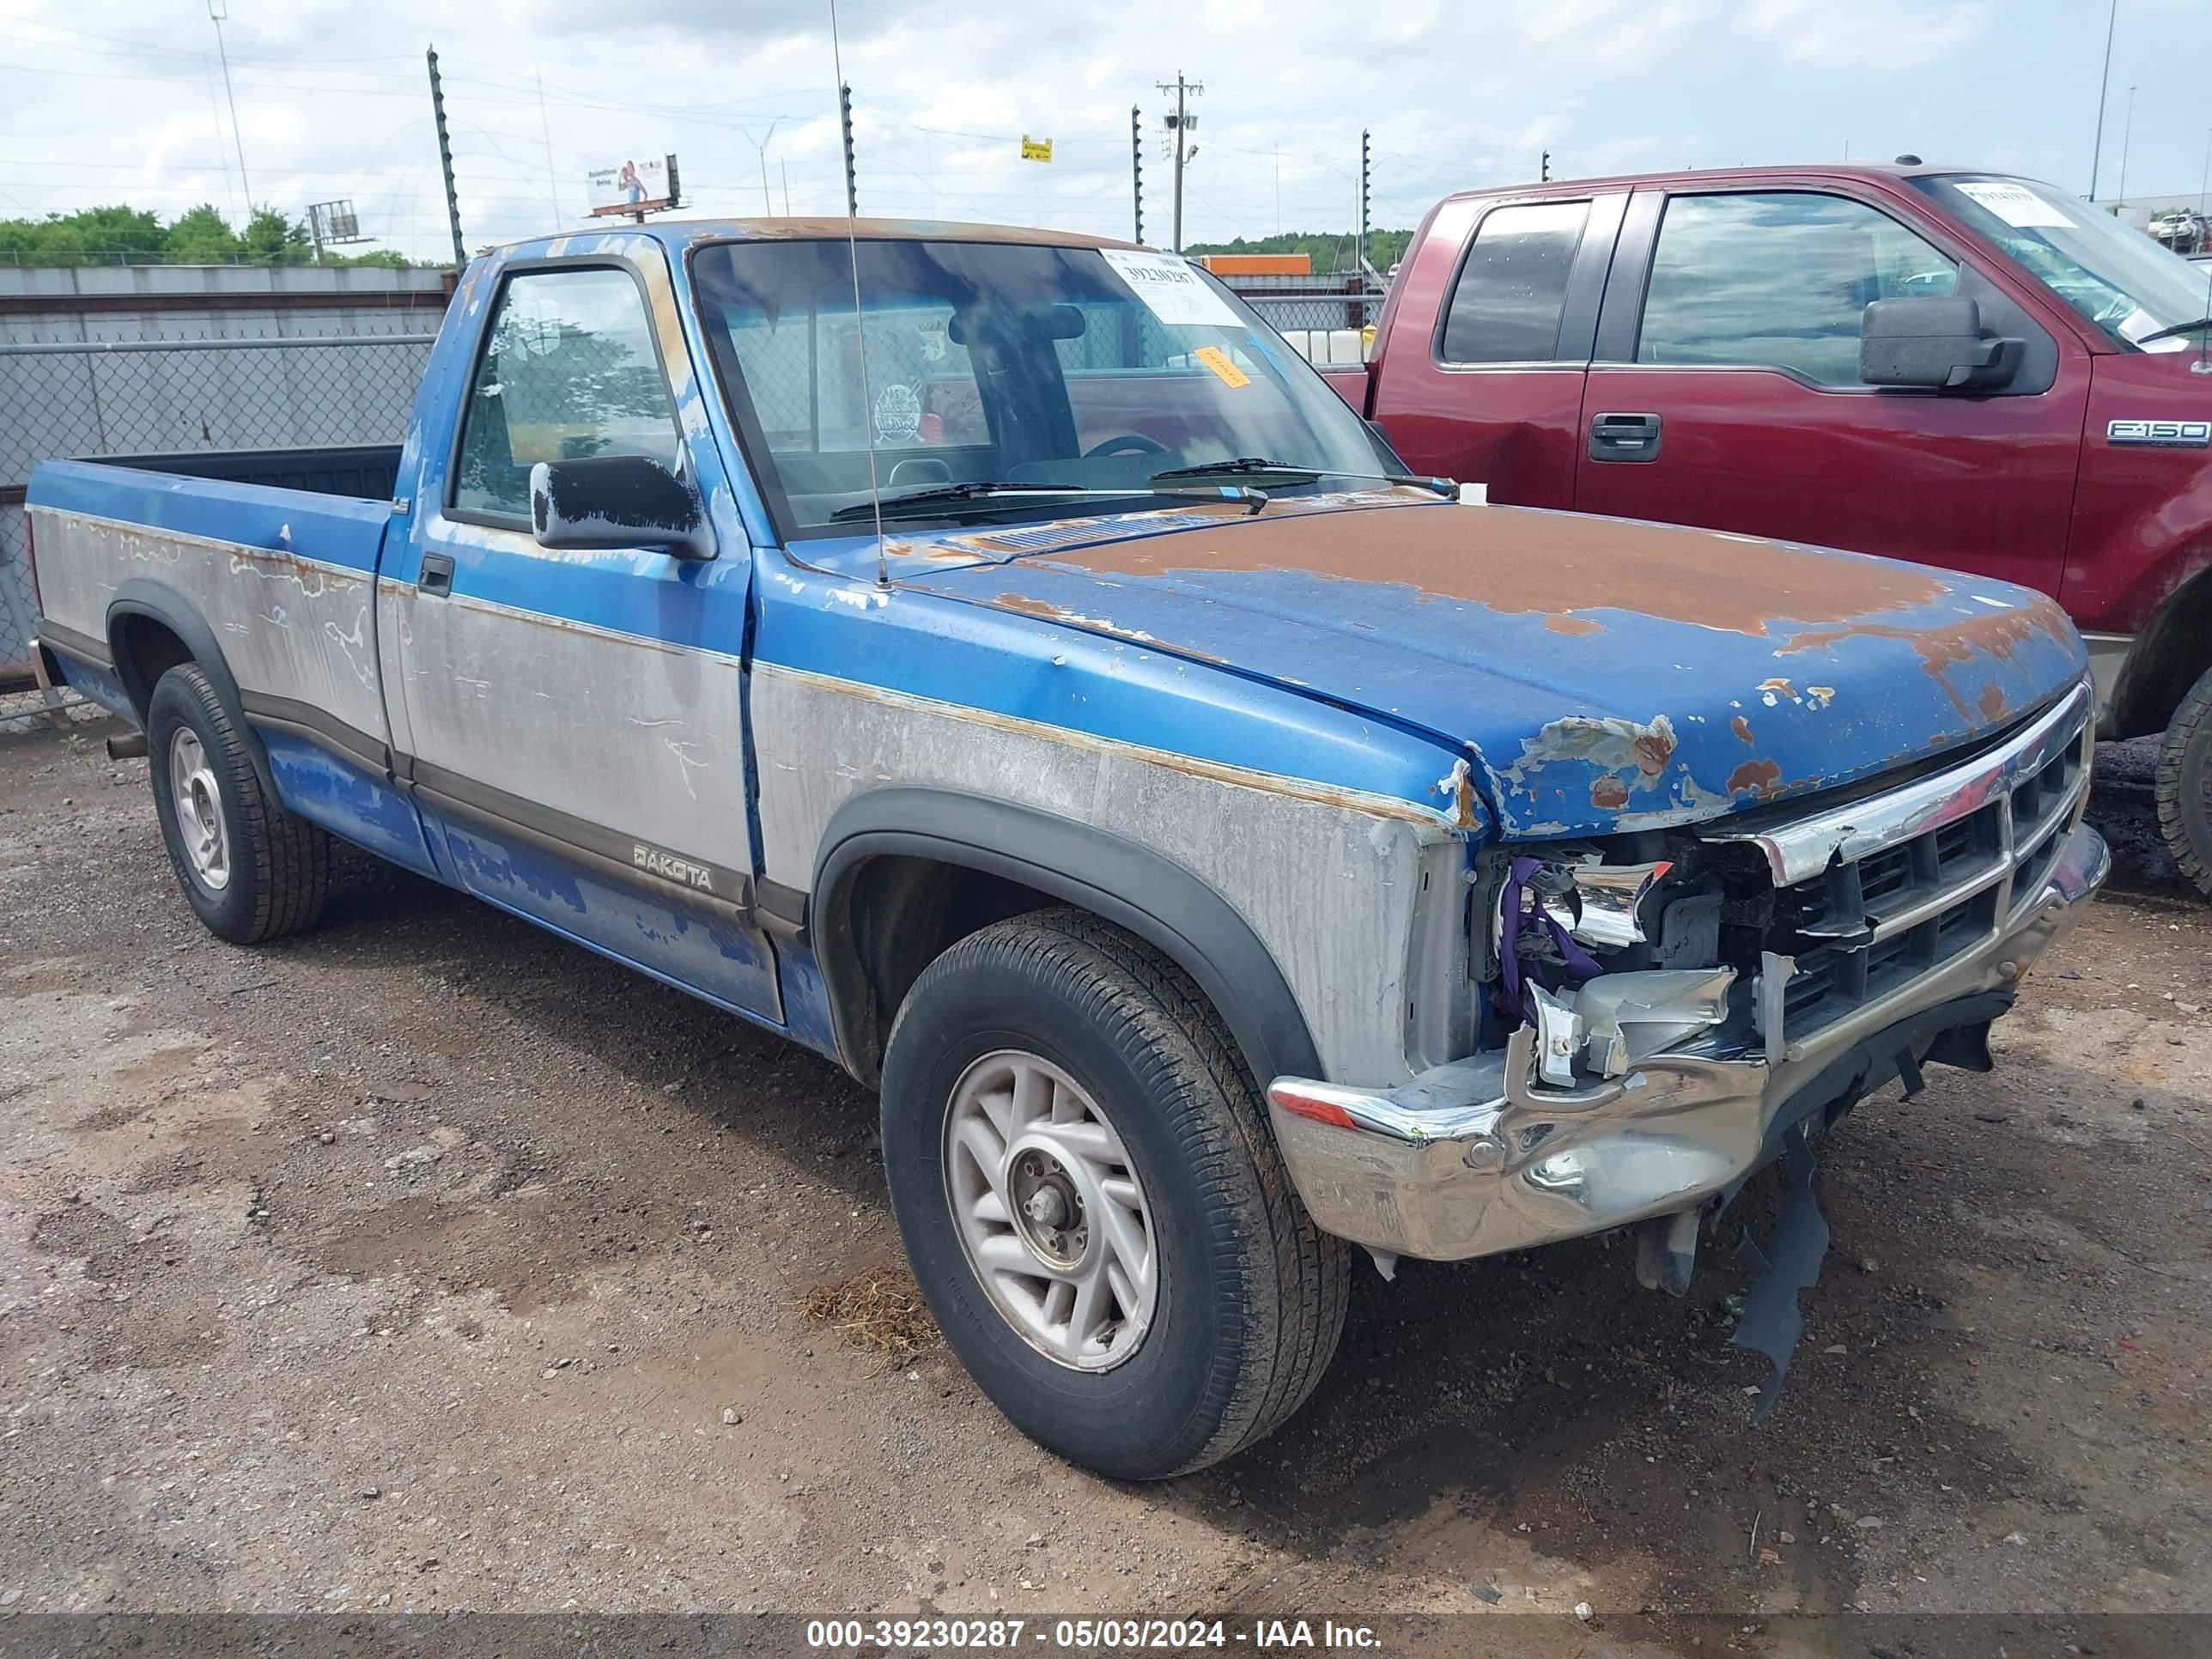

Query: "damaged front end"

xmin=1267 ymin=680 xmax=2108 ymax=1414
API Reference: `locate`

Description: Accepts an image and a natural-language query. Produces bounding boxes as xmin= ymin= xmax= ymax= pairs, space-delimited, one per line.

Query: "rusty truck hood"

xmin=891 ymin=499 xmax=2088 ymax=838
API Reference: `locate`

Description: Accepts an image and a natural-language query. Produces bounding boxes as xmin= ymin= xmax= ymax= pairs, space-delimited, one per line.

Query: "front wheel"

xmin=879 ymin=908 xmax=1348 ymax=1480
xmin=2157 ymin=664 xmax=2212 ymax=898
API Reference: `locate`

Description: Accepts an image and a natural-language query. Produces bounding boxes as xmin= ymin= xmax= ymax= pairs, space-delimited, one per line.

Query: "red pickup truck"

xmin=1334 ymin=163 xmax=2212 ymax=892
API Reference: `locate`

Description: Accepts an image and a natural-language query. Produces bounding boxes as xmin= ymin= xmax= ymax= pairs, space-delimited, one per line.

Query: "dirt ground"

xmin=0 ymin=719 xmax=2205 ymax=1650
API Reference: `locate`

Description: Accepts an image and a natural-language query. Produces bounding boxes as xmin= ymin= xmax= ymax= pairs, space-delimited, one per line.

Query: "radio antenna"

xmin=828 ymin=0 xmax=890 ymax=587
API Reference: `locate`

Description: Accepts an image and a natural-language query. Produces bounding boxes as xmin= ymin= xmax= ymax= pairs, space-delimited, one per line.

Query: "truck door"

xmin=382 ymin=249 xmax=781 ymax=1022
xmin=1369 ymin=192 xmax=1626 ymax=507
xmin=1575 ymin=185 xmax=2086 ymax=593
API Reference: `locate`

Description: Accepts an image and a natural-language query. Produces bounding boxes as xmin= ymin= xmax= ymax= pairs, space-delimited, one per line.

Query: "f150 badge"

xmin=2106 ymin=418 xmax=2210 ymax=447
xmin=633 ymin=842 xmax=714 ymax=893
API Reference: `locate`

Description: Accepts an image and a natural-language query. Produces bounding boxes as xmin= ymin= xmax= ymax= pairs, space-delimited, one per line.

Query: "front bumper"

xmin=1267 ymin=821 xmax=2109 ymax=1261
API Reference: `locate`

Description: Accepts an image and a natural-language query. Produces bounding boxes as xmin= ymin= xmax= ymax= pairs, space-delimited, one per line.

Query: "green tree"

xmin=242 ymin=206 xmax=313 ymax=264
xmin=0 ymin=202 xmax=419 ymax=266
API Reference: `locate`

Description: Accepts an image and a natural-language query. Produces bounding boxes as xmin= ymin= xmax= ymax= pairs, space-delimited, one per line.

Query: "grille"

xmin=1711 ymin=684 xmax=2094 ymax=1054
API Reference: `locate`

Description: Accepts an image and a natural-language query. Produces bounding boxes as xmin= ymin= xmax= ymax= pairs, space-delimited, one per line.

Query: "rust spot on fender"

xmin=1632 ymin=725 xmax=1674 ymax=777
xmin=1731 ymin=714 xmax=1755 ymax=744
xmin=1047 ymin=505 xmax=1953 ymax=635
xmin=1727 ymin=757 xmax=1784 ymax=797
xmin=1545 ymin=615 xmax=1604 ymax=635
xmin=1978 ymin=681 xmax=2010 ymax=721
xmin=1590 ymin=775 xmax=1631 ymax=810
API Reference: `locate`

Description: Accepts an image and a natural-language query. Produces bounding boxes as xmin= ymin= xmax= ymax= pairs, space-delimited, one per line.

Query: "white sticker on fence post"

xmin=1098 ymin=250 xmax=1244 ymax=329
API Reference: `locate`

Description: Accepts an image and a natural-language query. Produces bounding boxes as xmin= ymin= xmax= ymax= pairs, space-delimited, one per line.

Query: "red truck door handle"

xmin=1589 ymin=411 xmax=1662 ymax=462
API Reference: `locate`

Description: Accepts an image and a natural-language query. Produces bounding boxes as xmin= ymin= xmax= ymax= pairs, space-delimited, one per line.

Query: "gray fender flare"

xmin=106 ymin=577 xmax=279 ymax=795
xmin=812 ymin=787 xmax=1322 ymax=1091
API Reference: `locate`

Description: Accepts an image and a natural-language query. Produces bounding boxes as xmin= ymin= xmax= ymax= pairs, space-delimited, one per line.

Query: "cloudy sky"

xmin=3 ymin=0 xmax=2209 ymax=263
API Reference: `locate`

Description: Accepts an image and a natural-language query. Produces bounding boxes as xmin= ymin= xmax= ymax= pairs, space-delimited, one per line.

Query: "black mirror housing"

xmin=528 ymin=456 xmax=713 ymax=561
xmin=1862 ymin=296 xmax=2023 ymax=392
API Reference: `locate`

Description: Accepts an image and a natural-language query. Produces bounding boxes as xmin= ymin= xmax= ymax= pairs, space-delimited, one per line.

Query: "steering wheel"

xmin=1083 ymin=433 xmax=1170 ymax=459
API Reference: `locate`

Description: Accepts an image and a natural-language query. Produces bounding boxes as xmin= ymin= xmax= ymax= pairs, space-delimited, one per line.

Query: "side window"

xmin=453 ymin=268 xmax=682 ymax=521
xmin=1438 ymin=202 xmax=1591 ymax=363
xmin=1637 ymin=192 xmax=1960 ymax=386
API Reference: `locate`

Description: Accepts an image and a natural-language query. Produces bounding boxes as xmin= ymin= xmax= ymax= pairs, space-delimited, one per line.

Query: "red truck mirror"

xmin=1861 ymin=295 xmax=2023 ymax=393
xmin=528 ymin=456 xmax=714 ymax=561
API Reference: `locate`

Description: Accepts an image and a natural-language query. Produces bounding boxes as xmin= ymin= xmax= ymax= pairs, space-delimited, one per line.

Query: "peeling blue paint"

xmin=257 ymin=730 xmax=436 ymax=877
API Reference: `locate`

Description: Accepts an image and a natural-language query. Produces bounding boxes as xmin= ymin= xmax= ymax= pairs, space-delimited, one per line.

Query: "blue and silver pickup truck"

xmin=26 ymin=220 xmax=2106 ymax=1479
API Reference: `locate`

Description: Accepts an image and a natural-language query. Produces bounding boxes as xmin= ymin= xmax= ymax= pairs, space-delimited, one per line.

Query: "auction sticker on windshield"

xmin=1100 ymin=249 xmax=1243 ymax=328
xmin=1954 ymin=180 xmax=2071 ymax=228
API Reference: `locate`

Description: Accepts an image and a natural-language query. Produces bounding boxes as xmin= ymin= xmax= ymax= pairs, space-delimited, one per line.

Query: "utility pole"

xmin=1358 ymin=129 xmax=1370 ymax=273
xmin=2089 ymin=0 xmax=2117 ymax=198
xmin=427 ymin=46 xmax=466 ymax=267
xmin=207 ymin=1 xmax=252 ymax=212
xmin=1540 ymin=149 xmax=1551 ymax=183
xmin=2117 ymin=83 xmax=2138 ymax=207
xmin=1131 ymin=105 xmax=1145 ymax=244
xmin=839 ymin=84 xmax=859 ymax=216
xmin=1158 ymin=73 xmax=1202 ymax=252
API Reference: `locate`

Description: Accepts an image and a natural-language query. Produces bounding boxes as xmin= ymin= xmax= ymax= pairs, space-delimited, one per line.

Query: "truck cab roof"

xmin=484 ymin=217 xmax=1139 ymax=263
xmin=1439 ymin=161 xmax=2025 ymax=202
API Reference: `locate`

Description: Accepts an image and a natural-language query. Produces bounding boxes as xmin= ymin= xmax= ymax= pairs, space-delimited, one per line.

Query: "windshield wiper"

xmin=2134 ymin=315 xmax=2212 ymax=346
xmin=829 ymin=479 xmax=1267 ymax=524
xmin=1148 ymin=457 xmax=1460 ymax=499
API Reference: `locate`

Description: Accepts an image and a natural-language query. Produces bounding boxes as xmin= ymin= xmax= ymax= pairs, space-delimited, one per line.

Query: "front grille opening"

xmin=1780 ymin=887 xmax=1999 ymax=1040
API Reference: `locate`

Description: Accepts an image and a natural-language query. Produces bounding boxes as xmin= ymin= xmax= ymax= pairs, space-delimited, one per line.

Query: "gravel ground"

xmin=0 ymin=721 xmax=2205 ymax=1648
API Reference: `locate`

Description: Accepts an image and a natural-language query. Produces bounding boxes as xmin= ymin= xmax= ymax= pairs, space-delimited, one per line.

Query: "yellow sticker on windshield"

xmin=1193 ymin=344 xmax=1250 ymax=388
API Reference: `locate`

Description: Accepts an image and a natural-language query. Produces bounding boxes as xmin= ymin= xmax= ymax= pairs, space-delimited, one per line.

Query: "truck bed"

xmin=27 ymin=451 xmax=401 ymax=754
xmin=88 ymin=444 xmax=404 ymax=502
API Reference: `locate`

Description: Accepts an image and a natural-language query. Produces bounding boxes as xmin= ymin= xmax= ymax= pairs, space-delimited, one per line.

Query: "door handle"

xmin=1589 ymin=411 xmax=1662 ymax=462
xmin=418 ymin=552 xmax=455 ymax=597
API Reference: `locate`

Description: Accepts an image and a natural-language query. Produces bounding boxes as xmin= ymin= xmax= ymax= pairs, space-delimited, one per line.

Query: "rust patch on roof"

xmin=1544 ymin=614 xmax=1604 ymax=635
xmin=1730 ymin=714 xmax=1755 ymax=744
xmin=1727 ymin=757 xmax=1784 ymax=797
xmin=678 ymin=216 xmax=1134 ymax=250
xmin=1045 ymin=505 xmax=1953 ymax=635
xmin=1758 ymin=678 xmax=1799 ymax=702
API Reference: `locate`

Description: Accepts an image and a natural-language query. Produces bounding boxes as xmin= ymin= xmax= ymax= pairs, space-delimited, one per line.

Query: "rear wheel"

xmin=879 ymin=908 xmax=1348 ymax=1480
xmin=146 ymin=663 xmax=331 ymax=943
xmin=2157 ymin=665 xmax=2212 ymax=898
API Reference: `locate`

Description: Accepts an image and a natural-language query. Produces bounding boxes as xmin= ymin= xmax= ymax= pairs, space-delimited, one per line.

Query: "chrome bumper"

xmin=1267 ymin=821 xmax=2109 ymax=1262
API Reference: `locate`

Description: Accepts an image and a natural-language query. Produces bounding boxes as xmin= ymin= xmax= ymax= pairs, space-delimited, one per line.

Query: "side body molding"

xmin=812 ymin=788 xmax=1322 ymax=1091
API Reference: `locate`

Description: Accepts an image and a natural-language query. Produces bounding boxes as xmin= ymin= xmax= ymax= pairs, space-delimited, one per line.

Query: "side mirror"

xmin=1861 ymin=296 xmax=2023 ymax=392
xmin=528 ymin=456 xmax=713 ymax=561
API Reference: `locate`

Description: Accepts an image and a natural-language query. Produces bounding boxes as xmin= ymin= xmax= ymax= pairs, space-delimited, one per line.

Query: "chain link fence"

xmin=1238 ymin=290 xmax=1386 ymax=367
xmin=2 ymin=332 xmax=434 ymax=730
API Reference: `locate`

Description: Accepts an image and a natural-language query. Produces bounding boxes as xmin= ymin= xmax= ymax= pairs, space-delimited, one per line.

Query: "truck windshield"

xmin=1911 ymin=173 xmax=2212 ymax=351
xmin=690 ymin=238 xmax=1396 ymax=537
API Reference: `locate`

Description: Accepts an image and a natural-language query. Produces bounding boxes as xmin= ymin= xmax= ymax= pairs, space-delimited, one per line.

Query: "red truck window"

xmin=1437 ymin=201 xmax=1591 ymax=365
xmin=1636 ymin=192 xmax=1957 ymax=387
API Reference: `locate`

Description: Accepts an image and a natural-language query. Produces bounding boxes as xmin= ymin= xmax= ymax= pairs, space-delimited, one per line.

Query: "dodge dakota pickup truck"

xmin=1337 ymin=163 xmax=2212 ymax=894
xmin=26 ymin=219 xmax=2106 ymax=1480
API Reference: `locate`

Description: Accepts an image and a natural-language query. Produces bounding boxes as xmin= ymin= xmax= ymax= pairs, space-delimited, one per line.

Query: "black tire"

xmin=2158 ymin=665 xmax=2212 ymax=898
xmin=145 ymin=663 xmax=331 ymax=944
xmin=879 ymin=908 xmax=1349 ymax=1480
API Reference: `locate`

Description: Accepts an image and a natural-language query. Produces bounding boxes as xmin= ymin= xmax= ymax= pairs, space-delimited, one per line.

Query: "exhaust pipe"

xmin=105 ymin=732 xmax=149 ymax=761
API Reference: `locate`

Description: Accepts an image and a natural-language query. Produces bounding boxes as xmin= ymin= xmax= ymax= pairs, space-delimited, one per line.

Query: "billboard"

xmin=587 ymin=155 xmax=680 ymax=216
